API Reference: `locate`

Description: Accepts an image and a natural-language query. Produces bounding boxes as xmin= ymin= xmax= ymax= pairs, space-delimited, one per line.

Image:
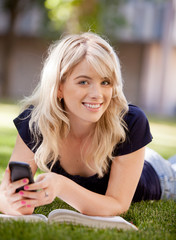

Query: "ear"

xmin=57 ymin=84 xmax=63 ymax=99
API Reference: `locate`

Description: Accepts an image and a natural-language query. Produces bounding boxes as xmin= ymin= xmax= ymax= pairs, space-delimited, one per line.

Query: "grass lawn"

xmin=0 ymin=102 xmax=176 ymax=240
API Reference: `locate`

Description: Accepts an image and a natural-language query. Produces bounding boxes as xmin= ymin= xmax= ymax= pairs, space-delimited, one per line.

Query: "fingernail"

xmin=27 ymin=205 xmax=31 ymax=208
xmin=24 ymin=186 xmax=29 ymax=190
xmin=19 ymin=191 xmax=24 ymax=195
xmin=23 ymin=179 xmax=28 ymax=183
xmin=21 ymin=200 xmax=26 ymax=204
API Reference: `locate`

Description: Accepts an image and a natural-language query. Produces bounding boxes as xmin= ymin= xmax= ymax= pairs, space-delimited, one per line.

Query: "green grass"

xmin=0 ymin=102 xmax=176 ymax=240
xmin=0 ymin=199 xmax=175 ymax=240
xmin=148 ymin=116 xmax=176 ymax=159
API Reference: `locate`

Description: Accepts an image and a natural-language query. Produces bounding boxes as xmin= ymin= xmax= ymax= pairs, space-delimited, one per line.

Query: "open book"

xmin=0 ymin=209 xmax=137 ymax=230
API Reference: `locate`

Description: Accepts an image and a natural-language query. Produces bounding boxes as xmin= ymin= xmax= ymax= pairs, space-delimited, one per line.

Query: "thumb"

xmin=35 ymin=173 xmax=47 ymax=183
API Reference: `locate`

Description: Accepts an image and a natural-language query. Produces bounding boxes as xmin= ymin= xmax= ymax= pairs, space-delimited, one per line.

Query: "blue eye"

xmin=101 ymin=81 xmax=111 ymax=85
xmin=78 ymin=81 xmax=88 ymax=85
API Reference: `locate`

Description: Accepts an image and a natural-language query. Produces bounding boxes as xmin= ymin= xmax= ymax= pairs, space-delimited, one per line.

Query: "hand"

xmin=0 ymin=168 xmax=35 ymax=215
xmin=14 ymin=172 xmax=62 ymax=208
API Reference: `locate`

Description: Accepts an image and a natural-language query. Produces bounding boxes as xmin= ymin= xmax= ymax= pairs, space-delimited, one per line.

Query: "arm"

xmin=22 ymin=147 xmax=145 ymax=216
xmin=0 ymin=133 xmax=37 ymax=215
xmin=58 ymin=147 xmax=145 ymax=216
xmin=9 ymin=134 xmax=37 ymax=175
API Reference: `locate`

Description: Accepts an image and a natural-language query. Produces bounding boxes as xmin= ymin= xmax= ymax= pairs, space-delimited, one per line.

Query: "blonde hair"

xmin=21 ymin=32 xmax=129 ymax=177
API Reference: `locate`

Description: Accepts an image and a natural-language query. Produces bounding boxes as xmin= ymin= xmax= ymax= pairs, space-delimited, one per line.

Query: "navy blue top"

xmin=13 ymin=104 xmax=161 ymax=202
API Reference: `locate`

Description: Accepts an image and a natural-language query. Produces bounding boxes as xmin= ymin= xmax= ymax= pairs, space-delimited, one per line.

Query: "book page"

xmin=48 ymin=209 xmax=138 ymax=230
xmin=0 ymin=213 xmax=48 ymax=222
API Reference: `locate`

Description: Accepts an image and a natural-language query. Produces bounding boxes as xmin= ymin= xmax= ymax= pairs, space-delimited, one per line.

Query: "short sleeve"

xmin=112 ymin=104 xmax=153 ymax=156
xmin=13 ymin=106 xmax=40 ymax=152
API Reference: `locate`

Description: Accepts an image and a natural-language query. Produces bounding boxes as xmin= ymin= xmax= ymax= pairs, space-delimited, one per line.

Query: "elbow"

xmin=111 ymin=201 xmax=131 ymax=216
xmin=120 ymin=204 xmax=130 ymax=215
xmin=78 ymin=197 xmax=131 ymax=217
xmin=112 ymin=206 xmax=129 ymax=217
xmin=105 ymin=193 xmax=132 ymax=216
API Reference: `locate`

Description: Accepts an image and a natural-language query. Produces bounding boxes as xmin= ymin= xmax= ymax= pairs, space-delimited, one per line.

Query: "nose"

xmin=89 ymin=83 xmax=103 ymax=99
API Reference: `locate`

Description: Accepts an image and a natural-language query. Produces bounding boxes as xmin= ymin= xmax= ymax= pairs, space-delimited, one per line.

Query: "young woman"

xmin=0 ymin=32 xmax=175 ymax=216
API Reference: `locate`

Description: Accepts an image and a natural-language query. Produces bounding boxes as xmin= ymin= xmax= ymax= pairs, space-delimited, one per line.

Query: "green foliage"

xmin=44 ymin=0 xmax=81 ymax=32
xmin=1 ymin=0 xmax=128 ymax=39
xmin=44 ymin=0 xmax=126 ymax=35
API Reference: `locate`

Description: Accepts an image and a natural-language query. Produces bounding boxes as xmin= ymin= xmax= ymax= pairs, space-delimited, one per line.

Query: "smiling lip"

xmin=82 ymin=102 xmax=103 ymax=111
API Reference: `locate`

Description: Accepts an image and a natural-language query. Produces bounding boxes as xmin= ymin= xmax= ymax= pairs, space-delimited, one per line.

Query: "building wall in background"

xmin=140 ymin=43 xmax=176 ymax=115
xmin=0 ymin=37 xmax=47 ymax=99
xmin=1 ymin=37 xmax=175 ymax=116
xmin=0 ymin=0 xmax=176 ymax=116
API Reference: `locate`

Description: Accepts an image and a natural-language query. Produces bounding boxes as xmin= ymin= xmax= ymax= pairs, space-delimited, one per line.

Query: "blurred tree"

xmin=1 ymin=0 xmax=125 ymax=98
xmin=1 ymin=0 xmax=21 ymax=97
xmin=44 ymin=0 xmax=125 ymax=35
xmin=1 ymin=0 xmax=46 ymax=98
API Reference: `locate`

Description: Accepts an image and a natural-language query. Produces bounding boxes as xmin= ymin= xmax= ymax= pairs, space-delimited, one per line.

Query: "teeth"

xmin=84 ymin=103 xmax=101 ymax=109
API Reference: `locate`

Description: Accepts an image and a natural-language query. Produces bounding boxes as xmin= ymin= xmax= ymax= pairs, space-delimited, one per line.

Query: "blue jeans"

xmin=145 ymin=148 xmax=176 ymax=200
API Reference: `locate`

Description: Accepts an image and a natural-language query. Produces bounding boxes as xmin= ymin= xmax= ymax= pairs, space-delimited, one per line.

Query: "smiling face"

xmin=58 ymin=59 xmax=113 ymax=128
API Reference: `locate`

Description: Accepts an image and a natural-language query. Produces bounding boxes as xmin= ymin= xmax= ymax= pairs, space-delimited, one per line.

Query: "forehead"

xmin=68 ymin=58 xmax=113 ymax=81
xmin=68 ymin=59 xmax=101 ymax=79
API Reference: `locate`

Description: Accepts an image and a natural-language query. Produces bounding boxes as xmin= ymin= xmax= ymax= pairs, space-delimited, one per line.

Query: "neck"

xmin=69 ymin=122 xmax=95 ymax=142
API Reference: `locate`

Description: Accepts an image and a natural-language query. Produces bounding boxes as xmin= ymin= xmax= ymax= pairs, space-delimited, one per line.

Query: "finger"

xmin=14 ymin=196 xmax=45 ymax=209
xmin=7 ymin=191 xmax=26 ymax=204
xmin=8 ymin=178 xmax=29 ymax=195
xmin=21 ymin=196 xmax=50 ymax=208
xmin=24 ymin=177 xmax=48 ymax=191
xmin=17 ymin=189 xmax=43 ymax=200
xmin=35 ymin=173 xmax=47 ymax=182
xmin=15 ymin=188 xmax=52 ymax=209
xmin=18 ymin=205 xmax=35 ymax=215
xmin=12 ymin=199 xmax=32 ymax=210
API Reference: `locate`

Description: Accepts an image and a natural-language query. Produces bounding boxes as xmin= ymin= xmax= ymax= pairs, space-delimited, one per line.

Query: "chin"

xmin=85 ymin=116 xmax=102 ymax=123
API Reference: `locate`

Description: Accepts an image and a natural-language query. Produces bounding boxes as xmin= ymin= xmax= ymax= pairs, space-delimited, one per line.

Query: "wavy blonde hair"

xmin=21 ymin=32 xmax=129 ymax=177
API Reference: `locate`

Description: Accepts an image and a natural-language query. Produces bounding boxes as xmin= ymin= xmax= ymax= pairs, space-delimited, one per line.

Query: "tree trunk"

xmin=1 ymin=0 xmax=19 ymax=98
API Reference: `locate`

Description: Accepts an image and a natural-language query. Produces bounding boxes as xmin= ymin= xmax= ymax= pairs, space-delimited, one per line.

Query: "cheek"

xmin=62 ymin=86 xmax=76 ymax=100
xmin=103 ymin=91 xmax=113 ymax=111
xmin=107 ymin=89 xmax=113 ymax=101
xmin=63 ymin=89 xmax=80 ymax=108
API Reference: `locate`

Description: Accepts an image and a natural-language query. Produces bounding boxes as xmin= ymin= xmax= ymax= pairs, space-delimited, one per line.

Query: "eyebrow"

xmin=74 ymin=75 xmax=92 ymax=80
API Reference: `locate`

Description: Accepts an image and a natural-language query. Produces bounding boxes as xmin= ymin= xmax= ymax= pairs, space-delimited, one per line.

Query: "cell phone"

xmin=9 ymin=161 xmax=35 ymax=193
